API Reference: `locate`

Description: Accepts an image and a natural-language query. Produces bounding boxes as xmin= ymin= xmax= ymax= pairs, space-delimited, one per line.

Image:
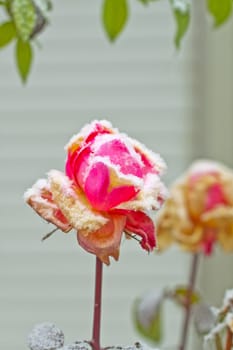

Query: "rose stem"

xmin=179 ymin=253 xmax=200 ymax=350
xmin=91 ymin=257 xmax=103 ymax=350
xmin=225 ymin=327 xmax=233 ymax=350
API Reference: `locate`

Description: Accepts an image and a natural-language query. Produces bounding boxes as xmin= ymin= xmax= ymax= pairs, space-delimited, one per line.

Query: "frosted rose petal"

xmin=205 ymin=183 xmax=228 ymax=211
xmin=96 ymin=138 xmax=143 ymax=178
xmin=84 ymin=162 xmax=138 ymax=211
xmin=124 ymin=210 xmax=156 ymax=251
xmin=24 ymin=179 xmax=71 ymax=233
xmin=77 ymin=214 xmax=126 ymax=265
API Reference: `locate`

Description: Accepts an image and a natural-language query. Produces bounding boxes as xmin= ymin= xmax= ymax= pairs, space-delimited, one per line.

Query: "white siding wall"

xmin=0 ymin=0 xmax=200 ymax=349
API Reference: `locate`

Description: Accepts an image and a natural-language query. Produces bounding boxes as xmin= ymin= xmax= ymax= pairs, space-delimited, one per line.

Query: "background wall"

xmin=0 ymin=1 xmax=232 ymax=350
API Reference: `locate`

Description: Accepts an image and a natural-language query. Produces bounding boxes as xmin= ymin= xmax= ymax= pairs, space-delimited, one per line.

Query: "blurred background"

xmin=1 ymin=0 xmax=233 ymax=349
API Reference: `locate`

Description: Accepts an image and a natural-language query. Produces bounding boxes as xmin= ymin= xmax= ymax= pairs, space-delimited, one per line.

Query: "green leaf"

xmin=173 ymin=286 xmax=201 ymax=307
xmin=0 ymin=21 xmax=16 ymax=48
xmin=170 ymin=0 xmax=190 ymax=49
xmin=207 ymin=0 xmax=232 ymax=27
xmin=102 ymin=0 xmax=128 ymax=42
xmin=15 ymin=38 xmax=33 ymax=83
xmin=12 ymin=0 xmax=36 ymax=41
xmin=132 ymin=290 xmax=164 ymax=344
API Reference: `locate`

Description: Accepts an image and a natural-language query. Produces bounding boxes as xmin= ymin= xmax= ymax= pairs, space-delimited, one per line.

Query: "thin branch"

xmin=41 ymin=227 xmax=59 ymax=241
xmin=179 ymin=253 xmax=200 ymax=350
xmin=125 ymin=231 xmax=141 ymax=243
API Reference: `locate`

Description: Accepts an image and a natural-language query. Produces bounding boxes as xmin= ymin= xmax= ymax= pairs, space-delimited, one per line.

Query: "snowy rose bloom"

xmin=157 ymin=160 xmax=233 ymax=255
xmin=25 ymin=120 xmax=167 ymax=264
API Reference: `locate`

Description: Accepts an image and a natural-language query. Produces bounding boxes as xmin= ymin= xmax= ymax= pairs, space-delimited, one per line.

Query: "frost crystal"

xmin=224 ymin=289 xmax=233 ymax=307
xmin=172 ymin=0 xmax=190 ymax=14
xmin=60 ymin=342 xmax=92 ymax=350
xmin=105 ymin=343 xmax=160 ymax=350
xmin=27 ymin=322 xmax=64 ymax=350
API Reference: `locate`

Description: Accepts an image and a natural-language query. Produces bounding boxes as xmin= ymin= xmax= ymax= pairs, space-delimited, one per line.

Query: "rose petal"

xmin=84 ymin=162 xmax=138 ymax=211
xmin=49 ymin=170 xmax=108 ymax=233
xmin=96 ymin=137 xmax=143 ymax=178
xmin=24 ymin=179 xmax=72 ymax=233
xmin=205 ymin=183 xmax=228 ymax=211
xmin=77 ymin=214 xmax=126 ymax=265
xmin=121 ymin=210 xmax=156 ymax=251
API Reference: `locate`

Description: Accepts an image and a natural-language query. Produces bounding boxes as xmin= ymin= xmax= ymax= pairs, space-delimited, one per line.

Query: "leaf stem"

xmin=90 ymin=257 xmax=103 ymax=350
xmin=225 ymin=327 xmax=233 ymax=350
xmin=215 ymin=334 xmax=223 ymax=350
xmin=179 ymin=253 xmax=200 ymax=350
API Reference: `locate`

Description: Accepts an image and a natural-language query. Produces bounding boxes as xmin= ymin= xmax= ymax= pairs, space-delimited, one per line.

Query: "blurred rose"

xmin=157 ymin=160 xmax=233 ymax=255
xmin=25 ymin=120 xmax=167 ymax=264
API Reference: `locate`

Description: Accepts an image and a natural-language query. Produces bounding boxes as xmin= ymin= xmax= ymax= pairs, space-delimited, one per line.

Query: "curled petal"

xmin=77 ymin=214 xmax=126 ymax=265
xmin=121 ymin=210 xmax=156 ymax=251
xmin=24 ymin=179 xmax=71 ymax=233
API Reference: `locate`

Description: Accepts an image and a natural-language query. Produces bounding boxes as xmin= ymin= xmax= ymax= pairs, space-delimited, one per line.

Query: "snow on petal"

xmin=48 ymin=170 xmax=108 ymax=233
xmin=24 ymin=178 xmax=72 ymax=233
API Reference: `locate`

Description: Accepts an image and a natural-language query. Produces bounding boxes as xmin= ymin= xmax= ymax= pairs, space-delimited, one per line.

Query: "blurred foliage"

xmin=132 ymin=285 xmax=201 ymax=345
xmin=0 ymin=0 xmax=232 ymax=83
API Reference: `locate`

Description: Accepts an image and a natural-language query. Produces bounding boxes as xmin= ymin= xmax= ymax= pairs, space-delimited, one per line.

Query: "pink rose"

xmin=25 ymin=120 xmax=167 ymax=265
xmin=157 ymin=160 xmax=233 ymax=255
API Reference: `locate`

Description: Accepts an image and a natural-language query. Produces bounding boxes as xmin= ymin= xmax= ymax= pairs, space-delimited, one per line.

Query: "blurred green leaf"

xmin=207 ymin=0 xmax=232 ymax=27
xmin=133 ymin=299 xmax=163 ymax=343
xmin=170 ymin=0 xmax=190 ymax=49
xmin=0 ymin=21 xmax=16 ymax=48
xmin=12 ymin=0 xmax=36 ymax=41
xmin=173 ymin=286 xmax=201 ymax=307
xmin=133 ymin=290 xmax=164 ymax=344
xmin=15 ymin=38 xmax=33 ymax=83
xmin=102 ymin=0 xmax=128 ymax=42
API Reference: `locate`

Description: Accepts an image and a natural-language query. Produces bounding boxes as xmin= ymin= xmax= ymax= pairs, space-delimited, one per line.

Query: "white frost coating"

xmin=89 ymin=155 xmax=143 ymax=188
xmin=48 ymin=170 xmax=108 ymax=232
xmin=105 ymin=343 xmax=160 ymax=350
xmin=137 ymin=289 xmax=163 ymax=329
xmin=128 ymin=137 xmax=167 ymax=176
xmin=92 ymin=133 xmax=144 ymax=167
xmin=226 ymin=313 xmax=233 ymax=327
xmin=60 ymin=342 xmax=92 ymax=350
xmin=24 ymin=179 xmax=49 ymax=201
xmin=117 ymin=174 xmax=168 ymax=211
xmin=189 ymin=159 xmax=224 ymax=176
xmin=204 ymin=322 xmax=226 ymax=344
xmin=27 ymin=322 xmax=64 ymax=350
xmin=224 ymin=289 xmax=233 ymax=307
xmin=172 ymin=0 xmax=190 ymax=14
xmin=48 ymin=170 xmax=75 ymax=197
xmin=65 ymin=120 xmax=116 ymax=150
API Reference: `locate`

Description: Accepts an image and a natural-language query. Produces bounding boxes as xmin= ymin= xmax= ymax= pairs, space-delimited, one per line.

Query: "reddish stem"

xmin=225 ymin=327 xmax=233 ymax=350
xmin=179 ymin=253 xmax=200 ymax=350
xmin=90 ymin=257 xmax=103 ymax=350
